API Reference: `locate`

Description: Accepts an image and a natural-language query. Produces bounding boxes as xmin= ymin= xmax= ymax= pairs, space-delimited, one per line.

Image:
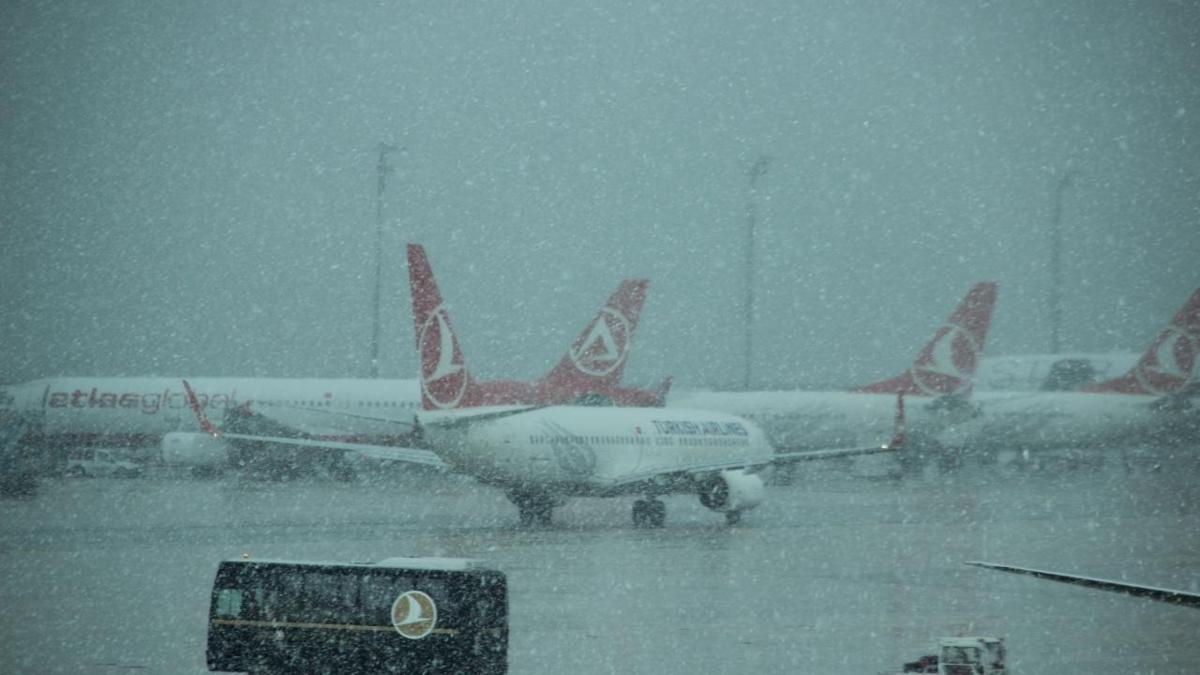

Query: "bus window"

xmin=214 ymin=588 xmax=241 ymax=619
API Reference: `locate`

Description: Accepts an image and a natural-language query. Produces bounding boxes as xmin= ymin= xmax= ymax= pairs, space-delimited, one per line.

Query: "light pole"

xmin=743 ymin=156 xmax=770 ymax=390
xmin=1048 ymin=170 xmax=1074 ymax=354
xmin=370 ymin=143 xmax=401 ymax=378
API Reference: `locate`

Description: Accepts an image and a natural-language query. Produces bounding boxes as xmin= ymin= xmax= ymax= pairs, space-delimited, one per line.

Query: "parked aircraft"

xmin=667 ymin=282 xmax=997 ymax=456
xmin=941 ymin=288 xmax=1200 ymax=456
xmin=974 ymin=352 xmax=1139 ymax=392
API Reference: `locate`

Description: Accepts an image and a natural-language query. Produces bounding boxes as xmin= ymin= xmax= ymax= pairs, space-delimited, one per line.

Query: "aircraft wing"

xmin=214 ymin=431 xmax=446 ymax=469
xmin=967 ymin=561 xmax=1200 ymax=608
xmin=773 ymin=392 xmax=907 ymax=465
xmin=181 ymin=380 xmax=445 ymax=469
xmin=771 ymin=443 xmax=899 ymax=465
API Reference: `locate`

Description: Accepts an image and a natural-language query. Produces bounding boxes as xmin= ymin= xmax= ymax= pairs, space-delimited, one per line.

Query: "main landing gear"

xmin=508 ymin=490 xmax=556 ymax=527
xmin=631 ymin=498 xmax=666 ymax=528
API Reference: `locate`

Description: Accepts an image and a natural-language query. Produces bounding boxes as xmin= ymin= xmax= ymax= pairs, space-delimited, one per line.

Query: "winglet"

xmin=540 ymin=278 xmax=649 ymax=395
xmin=656 ymin=375 xmax=673 ymax=406
xmin=1086 ymin=288 xmax=1200 ymax=396
xmin=887 ymin=393 xmax=906 ymax=449
xmin=182 ymin=380 xmax=220 ymax=437
xmin=853 ymin=282 xmax=998 ymax=396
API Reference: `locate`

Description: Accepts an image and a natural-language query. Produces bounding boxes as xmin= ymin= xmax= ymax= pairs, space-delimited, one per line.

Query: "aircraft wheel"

xmin=725 ymin=510 xmax=743 ymax=526
xmin=632 ymin=499 xmax=665 ymax=528
xmin=512 ymin=492 xmax=554 ymax=526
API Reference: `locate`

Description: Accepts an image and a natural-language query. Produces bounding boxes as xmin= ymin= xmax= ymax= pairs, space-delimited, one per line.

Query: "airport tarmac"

xmin=1 ymin=451 xmax=1198 ymax=674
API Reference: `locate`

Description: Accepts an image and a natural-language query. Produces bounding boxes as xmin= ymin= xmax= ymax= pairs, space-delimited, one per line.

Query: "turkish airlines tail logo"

xmin=1089 ymin=288 xmax=1200 ymax=396
xmin=853 ymin=282 xmax=997 ymax=396
xmin=419 ymin=305 xmax=469 ymax=409
xmin=409 ymin=244 xmax=470 ymax=410
xmin=543 ymin=279 xmax=648 ymax=391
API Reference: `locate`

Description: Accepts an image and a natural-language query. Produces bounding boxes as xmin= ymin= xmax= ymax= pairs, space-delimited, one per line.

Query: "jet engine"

xmin=161 ymin=432 xmax=227 ymax=468
xmin=698 ymin=469 xmax=764 ymax=513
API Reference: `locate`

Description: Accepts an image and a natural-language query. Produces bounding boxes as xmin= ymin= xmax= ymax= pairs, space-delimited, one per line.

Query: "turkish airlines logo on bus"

xmin=391 ymin=590 xmax=438 ymax=639
xmin=1133 ymin=326 xmax=1197 ymax=395
xmin=569 ymin=308 xmax=631 ymax=377
xmin=910 ymin=323 xmax=978 ymax=395
xmin=419 ymin=306 xmax=467 ymax=409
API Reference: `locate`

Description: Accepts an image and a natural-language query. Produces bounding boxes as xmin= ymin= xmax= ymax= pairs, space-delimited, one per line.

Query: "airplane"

xmin=665 ymin=282 xmax=998 ymax=457
xmin=0 ymin=270 xmax=664 ymax=476
xmin=938 ymin=288 xmax=1200 ymax=456
xmin=967 ymin=561 xmax=1200 ymax=609
xmin=185 ymin=243 xmax=907 ymax=526
xmin=974 ymin=352 xmax=1139 ymax=392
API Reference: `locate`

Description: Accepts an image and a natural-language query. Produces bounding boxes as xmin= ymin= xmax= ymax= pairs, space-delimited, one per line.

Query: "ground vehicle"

xmin=897 ymin=637 xmax=1006 ymax=675
xmin=206 ymin=557 xmax=508 ymax=674
xmin=64 ymin=447 xmax=143 ymax=478
xmin=0 ymin=410 xmax=38 ymax=498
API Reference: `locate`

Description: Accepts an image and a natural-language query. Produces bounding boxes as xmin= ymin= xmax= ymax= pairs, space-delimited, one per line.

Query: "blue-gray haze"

xmin=2 ymin=1 xmax=1198 ymax=389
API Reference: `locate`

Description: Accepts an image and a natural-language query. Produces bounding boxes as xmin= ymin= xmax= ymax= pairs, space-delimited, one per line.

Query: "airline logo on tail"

xmin=909 ymin=322 xmax=980 ymax=395
xmin=852 ymin=282 xmax=997 ymax=396
xmin=569 ymin=307 xmax=632 ymax=377
xmin=419 ymin=305 xmax=468 ymax=409
xmin=1089 ymin=288 xmax=1200 ymax=396
xmin=1131 ymin=325 xmax=1197 ymax=395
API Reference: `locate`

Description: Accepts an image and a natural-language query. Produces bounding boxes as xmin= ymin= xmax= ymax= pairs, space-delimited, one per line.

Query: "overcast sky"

xmin=2 ymin=1 xmax=1198 ymax=389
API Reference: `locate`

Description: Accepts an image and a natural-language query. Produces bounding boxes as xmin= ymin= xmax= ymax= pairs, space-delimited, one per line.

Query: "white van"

xmin=65 ymin=448 xmax=143 ymax=478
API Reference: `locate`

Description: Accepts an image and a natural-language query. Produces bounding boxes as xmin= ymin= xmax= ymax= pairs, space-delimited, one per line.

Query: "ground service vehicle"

xmin=65 ymin=448 xmax=143 ymax=478
xmin=206 ymin=557 xmax=507 ymax=674
xmin=897 ymin=637 xmax=1006 ymax=675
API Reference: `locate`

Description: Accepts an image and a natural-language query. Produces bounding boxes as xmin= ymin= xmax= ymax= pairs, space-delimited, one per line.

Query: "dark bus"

xmin=206 ymin=557 xmax=507 ymax=674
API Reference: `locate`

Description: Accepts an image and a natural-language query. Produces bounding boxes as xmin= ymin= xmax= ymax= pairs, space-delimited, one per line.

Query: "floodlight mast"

xmin=1048 ymin=169 xmax=1075 ymax=354
xmin=743 ymin=156 xmax=770 ymax=391
xmin=371 ymin=143 xmax=401 ymax=379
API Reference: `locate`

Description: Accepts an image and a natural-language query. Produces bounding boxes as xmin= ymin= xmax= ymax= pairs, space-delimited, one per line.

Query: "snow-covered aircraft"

xmin=667 ymin=282 xmax=997 ymax=454
xmin=932 ymin=288 xmax=1200 ymax=455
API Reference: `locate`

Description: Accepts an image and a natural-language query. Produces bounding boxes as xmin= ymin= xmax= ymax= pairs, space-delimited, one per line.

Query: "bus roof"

xmin=221 ymin=557 xmax=492 ymax=572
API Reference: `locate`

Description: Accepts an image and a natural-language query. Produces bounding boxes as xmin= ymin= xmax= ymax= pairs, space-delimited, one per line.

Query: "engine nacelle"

xmin=161 ymin=432 xmax=227 ymax=467
xmin=698 ymin=469 xmax=764 ymax=513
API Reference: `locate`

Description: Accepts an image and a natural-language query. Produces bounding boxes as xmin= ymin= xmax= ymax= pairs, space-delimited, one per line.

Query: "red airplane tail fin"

xmin=853 ymin=282 xmax=998 ymax=396
xmin=408 ymin=244 xmax=474 ymax=411
xmin=1086 ymin=288 xmax=1200 ymax=396
xmin=539 ymin=278 xmax=648 ymax=396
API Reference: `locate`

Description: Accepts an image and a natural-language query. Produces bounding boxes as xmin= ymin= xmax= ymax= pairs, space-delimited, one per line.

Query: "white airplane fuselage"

xmin=0 ymin=377 xmax=420 ymax=439
xmin=420 ymin=406 xmax=775 ymax=497
xmin=667 ymin=390 xmax=921 ymax=451
xmin=975 ymin=353 xmax=1140 ymax=391
xmin=944 ymin=391 xmax=1181 ymax=451
xmin=667 ymin=387 xmax=1192 ymax=456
